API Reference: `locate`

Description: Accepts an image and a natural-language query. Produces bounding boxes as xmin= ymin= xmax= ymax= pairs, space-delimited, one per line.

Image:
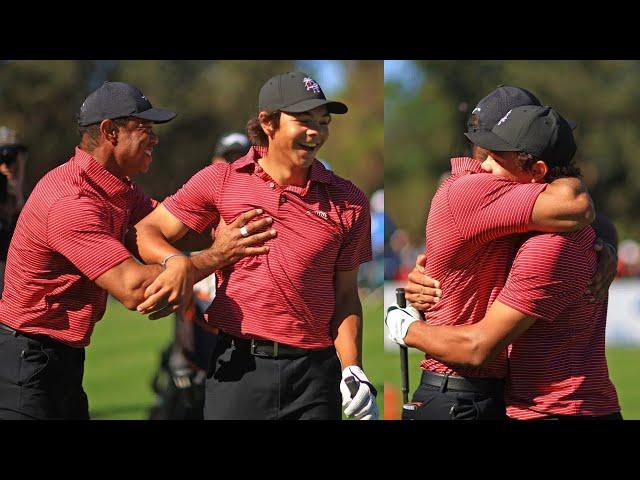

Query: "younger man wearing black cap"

xmin=391 ymin=105 xmax=621 ymax=419
xmin=0 ymin=82 xmax=272 ymax=419
xmin=134 ymin=72 xmax=377 ymax=420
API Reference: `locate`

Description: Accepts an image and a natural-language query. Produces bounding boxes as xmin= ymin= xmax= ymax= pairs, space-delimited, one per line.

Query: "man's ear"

xmin=258 ymin=111 xmax=275 ymax=138
xmin=530 ymin=160 xmax=548 ymax=182
xmin=99 ymin=119 xmax=119 ymax=145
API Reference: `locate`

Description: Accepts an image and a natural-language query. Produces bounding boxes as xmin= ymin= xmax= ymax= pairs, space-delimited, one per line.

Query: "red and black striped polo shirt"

xmin=499 ymin=227 xmax=620 ymax=418
xmin=0 ymin=147 xmax=155 ymax=347
xmin=162 ymin=146 xmax=372 ymax=349
xmin=419 ymin=157 xmax=547 ymax=378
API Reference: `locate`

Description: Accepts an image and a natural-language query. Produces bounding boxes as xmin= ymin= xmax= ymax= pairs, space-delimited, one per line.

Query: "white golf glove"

xmin=384 ymin=302 xmax=423 ymax=347
xmin=340 ymin=366 xmax=378 ymax=420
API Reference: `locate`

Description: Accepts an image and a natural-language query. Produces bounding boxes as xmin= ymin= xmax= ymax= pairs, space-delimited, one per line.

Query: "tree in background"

xmin=385 ymin=60 xmax=640 ymax=245
xmin=1 ymin=60 xmax=382 ymax=201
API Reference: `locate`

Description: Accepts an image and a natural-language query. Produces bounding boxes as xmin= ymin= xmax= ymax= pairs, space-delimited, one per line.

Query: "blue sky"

xmin=296 ymin=60 xmax=346 ymax=96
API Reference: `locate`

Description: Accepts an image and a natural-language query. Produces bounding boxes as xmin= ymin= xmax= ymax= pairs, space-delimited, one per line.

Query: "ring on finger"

xmin=240 ymin=226 xmax=249 ymax=238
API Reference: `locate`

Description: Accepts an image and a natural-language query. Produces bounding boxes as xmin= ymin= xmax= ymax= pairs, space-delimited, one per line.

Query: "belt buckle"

xmin=250 ymin=339 xmax=279 ymax=358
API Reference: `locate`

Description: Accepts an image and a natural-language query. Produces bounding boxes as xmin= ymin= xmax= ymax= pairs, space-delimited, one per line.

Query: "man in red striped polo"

xmin=133 ymin=72 xmax=376 ymax=420
xmin=386 ymin=87 xmax=597 ymax=420
xmin=0 ymin=82 xmax=273 ymax=420
xmin=397 ymin=106 xmax=620 ymax=420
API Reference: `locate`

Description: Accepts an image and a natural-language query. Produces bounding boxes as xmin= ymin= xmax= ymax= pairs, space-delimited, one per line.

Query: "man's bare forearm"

xmin=530 ymin=177 xmax=595 ymax=232
xmin=404 ymin=322 xmax=485 ymax=369
xmin=333 ymin=297 xmax=363 ymax=369
xmin=133 ymin=223 xmax=184 ymax=265
xmin=188 ymin=249 xmax=228 ymax=283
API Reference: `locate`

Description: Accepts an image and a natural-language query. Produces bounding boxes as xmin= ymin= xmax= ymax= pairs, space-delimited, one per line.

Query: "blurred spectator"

xmin=618 ymin=239 xmax=640 ymax=277
xmin=359 ymin=188 xmax=385 ymax=290
xmin=0 ymin=126 xmax=27 ymax=297
xmin=149 ymin=132 xmax=250 ymax=420
xmin=211 ymin=132 xmax=251 ymax=164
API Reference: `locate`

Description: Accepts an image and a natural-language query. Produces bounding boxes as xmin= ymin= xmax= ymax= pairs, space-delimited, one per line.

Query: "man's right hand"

xmin=208 ymin=208 xmax=277 ymax=269
xmin=404 ymin=254 xmax=442 ymax=312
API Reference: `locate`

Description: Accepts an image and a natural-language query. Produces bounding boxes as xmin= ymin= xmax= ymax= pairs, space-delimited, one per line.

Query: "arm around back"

xmin=529 ymin=177 xmax=595 ymax=232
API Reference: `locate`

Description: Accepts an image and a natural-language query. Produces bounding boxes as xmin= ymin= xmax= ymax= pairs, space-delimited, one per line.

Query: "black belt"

xmin=218 ymin=331 xmax=319 ymax=359
xmin=0 ymin=321 xmax=69 ymax=348
xmin=0 ymin=321 xmax=16 ymax=335
xmin=421 ymin=371 xmax=504 ymax=395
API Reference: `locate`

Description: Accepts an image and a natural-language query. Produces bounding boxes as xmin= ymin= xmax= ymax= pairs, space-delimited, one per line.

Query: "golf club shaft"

xmin=396 ymin=288 xmax=410 ymax=404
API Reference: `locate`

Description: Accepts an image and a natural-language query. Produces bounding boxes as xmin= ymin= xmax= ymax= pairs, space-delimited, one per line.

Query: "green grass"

xmin=84 ymin=301 xmax=173 ymax=419
xmin=85 ymin=293 xmax=385 ymax=420
xmin=84 ymin=296 xmax=640 ymax=420
xmin=606 ymin=348 xmax=640 ymax=420
xmin=381 ymin=346 xmax=640 ymax=420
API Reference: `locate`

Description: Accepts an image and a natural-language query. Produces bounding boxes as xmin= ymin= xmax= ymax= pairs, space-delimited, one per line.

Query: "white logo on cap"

xmin=303 ymin=77 xmax=321 ymax=94
xmin=472 ymin=107 xmax=481 ymax=114
xmin=141 ymin=95 xmax=147 ymax=100
xmin=497 ymin=109 xmax=513 ymax=126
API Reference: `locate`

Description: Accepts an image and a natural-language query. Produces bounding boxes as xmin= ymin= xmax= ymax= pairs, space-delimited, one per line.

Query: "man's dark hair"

xmin=246 ymin=111 xmax=281 ymax=147
xmin=467 ymin=113 xmax=480 ymax=132
xmin=78 ymin=117 xmax=132 ymax=152
xmin=493 ymin=151 xmax=582 ymax=182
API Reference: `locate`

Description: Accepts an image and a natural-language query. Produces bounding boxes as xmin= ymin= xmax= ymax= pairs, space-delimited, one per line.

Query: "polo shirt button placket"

xmin=268 ymin=182 xmax=276 ymax=189
xmin=279 ymin=196 xmax=286 ymax=205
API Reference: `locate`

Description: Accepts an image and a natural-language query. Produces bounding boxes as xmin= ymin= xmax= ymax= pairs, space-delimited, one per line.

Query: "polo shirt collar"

xmin=234 ymin=146 xmax=333 ymax=184
xmin=451 ymin=156 xmax=484 ymax=175
xmin=73 ymin=146 xmax=133 ymax=196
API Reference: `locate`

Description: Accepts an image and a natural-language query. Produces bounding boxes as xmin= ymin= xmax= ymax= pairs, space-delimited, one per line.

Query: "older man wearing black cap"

xmin=389 ymin=104 xmax=621 ymax=420
xmin=133 ymin=72 xmax=377 ymax=420
xmin=385 ymin=85 xmax=602 ymax=420
xmin=0 ymin=82 xmax=272 ymax=420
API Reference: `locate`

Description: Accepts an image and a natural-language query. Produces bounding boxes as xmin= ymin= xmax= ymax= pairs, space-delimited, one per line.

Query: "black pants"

xmin=204 ymin=334 xmax=341 ymax=420
xmin=402 ymin=371 xmax=507 ymax=420
xmin=0 ymin=326 xmax=89 ymax=420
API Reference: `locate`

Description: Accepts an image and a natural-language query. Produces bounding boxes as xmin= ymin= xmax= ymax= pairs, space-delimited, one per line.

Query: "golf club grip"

xmin=396 ymin=288 xmax=410 ymax=404
xmin=345 ymin=376 xmax=359 ymax=397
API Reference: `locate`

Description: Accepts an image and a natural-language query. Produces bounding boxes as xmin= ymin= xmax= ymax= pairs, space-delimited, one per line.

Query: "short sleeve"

xmin=336 ymin=185 xmax=372 ymax=271
xmin=128 ymin=183 xmax=158 ymax=227
xmin=448 ymin=174 xmax=547 ymax=244
xmin=163 ymin=163 xmax=228 ymax=233
xmin=497 ymin=230 xmax=595 ymax=322
xmin=47 ymin=195 xmax=132 ymax=281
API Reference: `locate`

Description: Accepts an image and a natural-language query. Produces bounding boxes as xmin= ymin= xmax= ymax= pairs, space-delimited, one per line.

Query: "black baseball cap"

xmin=467 ymin=85 xmax=542 ymax=134
xmin=214 ymin=132 xmax=250 ymax=157
xmin=465 ymin=105 xmax=576 ymax=166
xmin=78 ymin=81 xmax=177 ymax=127
xmin=258 ymin=72 xmax=348 ymax=114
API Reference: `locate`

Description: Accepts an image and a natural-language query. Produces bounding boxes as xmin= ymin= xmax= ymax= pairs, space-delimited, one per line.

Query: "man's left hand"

xmin=586 ymin=238 xmax=618 ymax=302
xmin=340 ymin=366 xmax=378 ymax=420
xmin=137 ymin=254 xmax=195 ymax=319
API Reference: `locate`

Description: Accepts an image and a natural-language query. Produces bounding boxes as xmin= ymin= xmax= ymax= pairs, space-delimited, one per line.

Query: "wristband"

xmin=160 ymin=252 xmax=188 ymax=269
